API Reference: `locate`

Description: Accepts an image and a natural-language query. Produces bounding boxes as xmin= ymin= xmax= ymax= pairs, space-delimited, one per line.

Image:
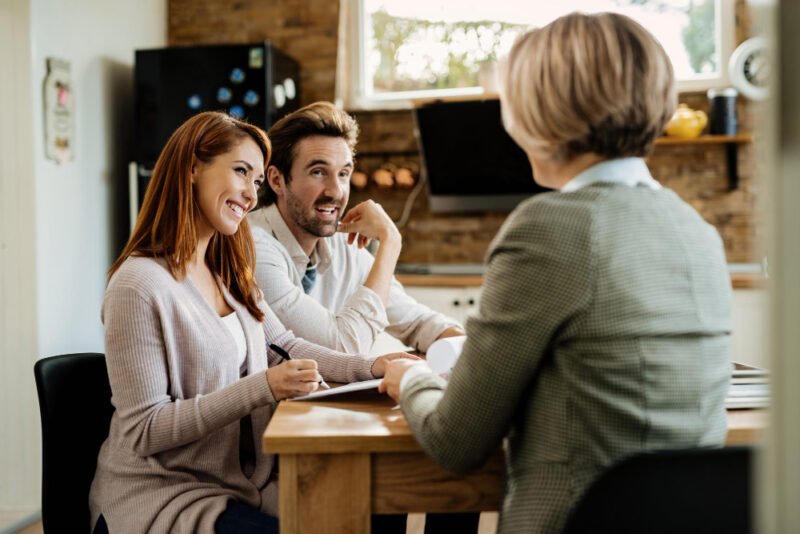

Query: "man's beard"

xmin=284 ymin=185 xmax=343 ymax=238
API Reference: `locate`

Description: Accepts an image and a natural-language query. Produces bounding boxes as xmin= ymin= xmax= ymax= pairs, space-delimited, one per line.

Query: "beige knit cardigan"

xmin=89 ymin=256 xmax=377 ymax=534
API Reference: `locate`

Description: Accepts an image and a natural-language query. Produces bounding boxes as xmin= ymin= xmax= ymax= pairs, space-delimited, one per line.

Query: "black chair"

xmin=34 ymin=353 xmax=114 ymax=534
xmin=562 ymin=446 xmax=752 ymax=534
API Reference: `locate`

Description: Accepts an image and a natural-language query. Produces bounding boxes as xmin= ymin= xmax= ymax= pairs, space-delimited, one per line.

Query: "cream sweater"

xmin=89 ymin=256 xmax=377 ymax=534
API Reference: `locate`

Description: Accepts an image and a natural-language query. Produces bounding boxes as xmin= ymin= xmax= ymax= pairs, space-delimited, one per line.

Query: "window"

xmin=343 ymin=0 xmax=734 ymax=109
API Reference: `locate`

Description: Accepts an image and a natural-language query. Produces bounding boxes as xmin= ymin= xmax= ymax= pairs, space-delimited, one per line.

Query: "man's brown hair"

xmin=259 ymin=101 xmax=359 ymax=206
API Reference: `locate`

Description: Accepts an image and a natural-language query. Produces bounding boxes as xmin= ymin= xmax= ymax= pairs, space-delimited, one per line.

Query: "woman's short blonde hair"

xmin=500 ymin=12 xmax=676 ymax=162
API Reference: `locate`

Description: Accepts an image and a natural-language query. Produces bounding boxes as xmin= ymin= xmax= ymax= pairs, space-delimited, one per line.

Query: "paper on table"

xmin=287 ymin=336 xmax=468 ymax=401
xmin=287 ymin=378 xmax=383 ymax=401
xmin=427 ymin=335 xmax=467 ymax=378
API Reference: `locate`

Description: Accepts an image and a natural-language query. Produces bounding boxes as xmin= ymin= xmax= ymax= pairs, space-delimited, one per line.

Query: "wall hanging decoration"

xmin=43 ymin=57 xmax=74 ymax=164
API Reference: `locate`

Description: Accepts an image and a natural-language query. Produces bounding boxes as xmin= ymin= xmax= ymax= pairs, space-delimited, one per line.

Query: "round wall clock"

xmin=728 ymin=37 xmax=770 ymax=101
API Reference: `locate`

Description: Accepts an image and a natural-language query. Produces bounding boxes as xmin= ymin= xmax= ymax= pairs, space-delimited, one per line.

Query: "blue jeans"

xmin=93 ymin=503 xmax=470 ymax=533
xmin=215 ymin=502 xmax=407 ymax=534
xmin=92 ymin=502 xmax=280 ymax=534
xmin=214 ymin=502 xmax=408 ymax=534
xmin=92 ymin=515 xmax=109 ymax=534
xmin=214 ymin=500 xmax=279 ymax=534
xmin=212 ymin=505 xmax=477 ymax=534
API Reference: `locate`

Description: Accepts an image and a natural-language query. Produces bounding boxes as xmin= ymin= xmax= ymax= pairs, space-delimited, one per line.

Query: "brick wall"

xmin=169 ymin=0 xmax=762 ymax=264
xmin=347 ymin=89 xmax=762 ymax=264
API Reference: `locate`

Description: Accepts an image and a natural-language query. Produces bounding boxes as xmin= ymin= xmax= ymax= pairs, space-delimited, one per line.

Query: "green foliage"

xmin=371 ymin=10 xmax=420 ymax=91
xmin=614 ymin=0 xmax=718 ymax=75
xmin=681 ymin=0 xmax=717 ymax=73
xmin=369 ymin=9 xmax=526 ymax=93
xmin=369 ymin=1 xmax=721 ymax=93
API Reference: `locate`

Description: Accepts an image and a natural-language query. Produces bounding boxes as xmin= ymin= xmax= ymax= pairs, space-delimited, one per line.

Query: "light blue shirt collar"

xmin=560 ymin=157 xmax=662 ymax=193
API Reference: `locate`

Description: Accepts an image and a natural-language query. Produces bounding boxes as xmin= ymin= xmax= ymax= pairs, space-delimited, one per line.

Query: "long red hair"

xmin=109 ymin=111 xmax=271 ymax=321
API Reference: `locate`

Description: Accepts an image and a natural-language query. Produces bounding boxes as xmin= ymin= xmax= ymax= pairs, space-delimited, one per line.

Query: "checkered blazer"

xmin=401 ymin=183 xmax=732 ymax=534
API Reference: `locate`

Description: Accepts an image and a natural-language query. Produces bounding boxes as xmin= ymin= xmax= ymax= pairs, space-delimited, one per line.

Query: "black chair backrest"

xmin=562 ymin=446 xmax=752 ymax=534
xmin=34 ymin=353 xmax=114 ymax=534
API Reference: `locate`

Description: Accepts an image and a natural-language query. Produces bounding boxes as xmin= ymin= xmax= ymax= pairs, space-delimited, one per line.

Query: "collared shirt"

xmin=560 ymin=157 xmax=662 ymax=192
xmin=248 ymin=204 xmax=460 ymax=354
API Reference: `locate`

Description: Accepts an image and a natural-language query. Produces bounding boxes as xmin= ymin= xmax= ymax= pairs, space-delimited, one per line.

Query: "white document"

xmin=287 ymin=378 xmax=383 ymax=401
xmin=426 ymin=335 xmax=467 ymax=378
xmin=287 ymin=336 xmax=469 ymax=401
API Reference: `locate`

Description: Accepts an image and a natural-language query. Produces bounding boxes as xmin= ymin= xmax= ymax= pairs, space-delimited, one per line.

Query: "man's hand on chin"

xmin=336 ymin=200 xmax=401 ymax=250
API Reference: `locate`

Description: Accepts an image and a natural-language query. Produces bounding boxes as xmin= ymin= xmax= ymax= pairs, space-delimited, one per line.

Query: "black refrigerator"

xmin=130 ymin=42 xmax=300 ymax=225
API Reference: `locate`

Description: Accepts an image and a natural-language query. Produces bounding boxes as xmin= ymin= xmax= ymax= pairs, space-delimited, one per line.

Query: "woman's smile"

xmin=226 ymin=199 xmax=247 ymax=219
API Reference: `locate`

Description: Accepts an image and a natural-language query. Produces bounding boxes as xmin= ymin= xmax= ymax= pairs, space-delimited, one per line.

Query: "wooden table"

xmin=263 ymin=388 xmax=766 ymax=534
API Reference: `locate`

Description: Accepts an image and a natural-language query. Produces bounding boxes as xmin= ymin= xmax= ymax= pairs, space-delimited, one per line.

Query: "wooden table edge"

xmin=264 ymin=409 xmax=766 ymax=454
xmin=263 ymin=435 xmax=421 ymax=454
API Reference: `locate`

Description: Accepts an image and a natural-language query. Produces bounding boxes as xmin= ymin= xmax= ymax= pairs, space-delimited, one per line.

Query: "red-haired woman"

xmin=89 ymin=112 xmax=413 ymax=534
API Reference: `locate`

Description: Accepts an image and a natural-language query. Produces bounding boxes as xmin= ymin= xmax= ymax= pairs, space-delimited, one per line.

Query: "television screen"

xmin=414 ymin=99 xmax=549 ymax=213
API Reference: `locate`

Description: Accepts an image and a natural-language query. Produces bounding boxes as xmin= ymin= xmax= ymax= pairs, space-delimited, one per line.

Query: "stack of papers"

xmin=727 ymin=363 xmax=770 ymax=409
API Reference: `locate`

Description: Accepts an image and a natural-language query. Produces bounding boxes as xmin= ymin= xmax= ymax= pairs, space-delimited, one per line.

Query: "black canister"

xmin=707 ymin=88 xmax=738 ymax=135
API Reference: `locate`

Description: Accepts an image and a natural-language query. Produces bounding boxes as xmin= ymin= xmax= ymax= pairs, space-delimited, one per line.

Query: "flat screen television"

xmin=414 ymin=99 xmax=549 ymax=213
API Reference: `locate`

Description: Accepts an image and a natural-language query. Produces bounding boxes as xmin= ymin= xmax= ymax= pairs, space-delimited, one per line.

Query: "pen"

xmin=266 ymin=341 xmax=330 ymax=389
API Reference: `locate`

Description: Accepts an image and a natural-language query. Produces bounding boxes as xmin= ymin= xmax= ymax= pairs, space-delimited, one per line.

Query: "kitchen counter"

xmin=395 ymin=265 xmax=764 ymax=289
xmin=730 ymin=273 xmax=764 ymax=289
xmin=395 ymin=274 xmax=484 ymax=287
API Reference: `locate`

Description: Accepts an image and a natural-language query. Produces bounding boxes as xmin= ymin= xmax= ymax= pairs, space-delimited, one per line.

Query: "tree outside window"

xmin=362 ymin=0 xmax=721 ymax=98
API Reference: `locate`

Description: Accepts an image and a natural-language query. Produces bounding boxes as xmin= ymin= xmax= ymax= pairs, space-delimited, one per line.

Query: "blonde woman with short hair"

xmin=379 ymin=12 xmax=732 ymax=534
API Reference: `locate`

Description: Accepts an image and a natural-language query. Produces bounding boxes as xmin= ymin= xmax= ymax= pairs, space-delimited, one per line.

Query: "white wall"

xmin=0 ymin=0 xmax=166 ymax=526
xmin=0 ymin=0 xmax=39 ymax=527
xmin=30 ymin=0 xmax=167 ymax=357
xmin=730 ymin=288 xmax=768 ymax=369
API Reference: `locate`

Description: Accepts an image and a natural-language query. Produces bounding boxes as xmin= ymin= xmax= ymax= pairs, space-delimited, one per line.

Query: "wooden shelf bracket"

xmin=654 ymin=134 xmax=752 ymax=190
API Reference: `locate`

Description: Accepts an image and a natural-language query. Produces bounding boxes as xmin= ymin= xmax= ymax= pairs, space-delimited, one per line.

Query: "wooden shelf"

xmin=654 ymin=133 xmax=753 ymax=190
xmin=654 ymin=133 xmax=753 ymax=145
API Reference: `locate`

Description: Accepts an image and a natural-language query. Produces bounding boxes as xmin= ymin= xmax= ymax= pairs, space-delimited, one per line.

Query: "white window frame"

xmin=343 ymin=0 xmax=735 ymax=110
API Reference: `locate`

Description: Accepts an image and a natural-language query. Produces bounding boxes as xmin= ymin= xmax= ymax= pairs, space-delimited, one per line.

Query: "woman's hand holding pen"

xmin=371 ymin=352 xmax=422 ymax=378
xmin=266 ymin=359 xmax=322 ymax=401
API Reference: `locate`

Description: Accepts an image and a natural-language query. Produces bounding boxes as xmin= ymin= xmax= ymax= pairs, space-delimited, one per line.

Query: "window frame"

xmin=342 ymin=0 xmax=735 ymax=110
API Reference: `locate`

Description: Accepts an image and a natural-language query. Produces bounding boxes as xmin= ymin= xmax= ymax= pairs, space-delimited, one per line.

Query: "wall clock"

xmin=729 ymin=37 xmax=770 ymax=101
